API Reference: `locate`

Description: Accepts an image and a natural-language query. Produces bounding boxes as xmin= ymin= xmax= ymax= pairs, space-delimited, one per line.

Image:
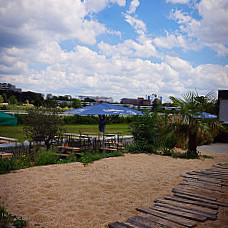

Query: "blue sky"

xmin=0 ymin=0 xmax=227 ymax=102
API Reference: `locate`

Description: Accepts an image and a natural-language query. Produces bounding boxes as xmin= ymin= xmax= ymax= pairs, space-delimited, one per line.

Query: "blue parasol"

xmin=195 ymin=112 xmax=217 ymax=119
xmin=64 ymin=103 xmax=143 ymax=152
xmin=65 ymin=102 xmax=143 ymax=116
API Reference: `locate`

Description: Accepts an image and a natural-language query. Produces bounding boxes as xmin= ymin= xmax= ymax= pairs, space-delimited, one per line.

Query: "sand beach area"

xmin=1 ymin=151 xmax=228 ymax=228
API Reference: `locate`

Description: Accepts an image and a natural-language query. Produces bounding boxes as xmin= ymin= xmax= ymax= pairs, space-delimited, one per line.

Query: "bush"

xmin=129 ymin=113 xmax=177 ymax=154
xmin=78 ymin=150 xmax=123 ymax=165
xmin=34 ymin=150 xmax=58 ymax=166
xmin=0 ymin=158 xmax=17 ymax=174
xmin=0 ymin=206 xmax=27 ymax=228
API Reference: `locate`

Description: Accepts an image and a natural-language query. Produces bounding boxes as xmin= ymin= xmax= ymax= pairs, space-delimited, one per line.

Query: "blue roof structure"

xmin=64 ymin=102 xmax=143 ymax=116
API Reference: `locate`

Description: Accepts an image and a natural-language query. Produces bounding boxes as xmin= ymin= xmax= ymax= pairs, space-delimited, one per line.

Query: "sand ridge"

xmin=0 ymin=152 xmax=228 ymax=228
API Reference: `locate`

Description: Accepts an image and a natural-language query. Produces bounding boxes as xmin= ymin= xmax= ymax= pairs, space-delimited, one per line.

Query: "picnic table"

xmin=0 ymin=152 xmax=13 ymax=159
xmin=56 ymin=145 xmax=82 ymax=158
xmin=0 ymin=136 xmax=18 ymax=144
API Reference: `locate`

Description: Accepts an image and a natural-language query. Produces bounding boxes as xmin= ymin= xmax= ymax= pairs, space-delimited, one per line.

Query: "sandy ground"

xmin=0 ymin=152 xmax=228 ymax=228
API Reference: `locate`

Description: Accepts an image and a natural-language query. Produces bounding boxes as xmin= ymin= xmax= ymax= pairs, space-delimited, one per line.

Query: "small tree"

xmin=170 ymin=90 xmax=224 ymax=157
xmin=0 ymin=95 xmax=3 ymax=103
xmin=8 ymin=95 xmax=18 ymax=105
xmin=23 ymin=108 xmax=64 ymax=150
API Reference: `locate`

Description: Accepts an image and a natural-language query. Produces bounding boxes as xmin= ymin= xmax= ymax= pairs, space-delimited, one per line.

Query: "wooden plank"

xmin=178 ymin=183 xmax=223 ymax=193
xmin=175 ymin=184 xmax=220 ymax=196
xmin=213 ymin=164 xmax=228 ymax=170
xmin=145 ymin=215 xmax=182 ymax=228
xmin=136 ymin=208 xmax=196 ymax=227
xmin=164 ymin=195 xmax=218 ymax=210
xmin=154 ymin=201 xmax=217 ymax=220
xmin=55 ymin=153 xmax=69 ymax=157
xmin=172 ymin=188 xmax=218 ymax=201
xmin=183 ymin=178 xmax=222 ymax=187
xmin=151 ymin=205 xmax=207 ymax=222
xmin=126 ymin=216 xmax=171 ymax=228
xmin=155 ymin=199 xmax=217 ymax=216
xmin=183 ymin=179 xmax=222 ymax=188
xmin=174 ymin=193 xmax=228 ymax=207
xmin=188 ymin=171 xmax=228 ymax=180
xmin=108 ymin=222 xmax=133 ymax=228
xmin=181 ymin=174 xmax=221 ymax=184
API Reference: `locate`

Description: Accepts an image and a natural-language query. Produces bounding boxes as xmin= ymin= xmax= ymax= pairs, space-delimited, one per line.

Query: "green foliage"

xmin=34 ymin=150 xmax=58 ymax=166
xmin=170 ymin=90 xmax=224 ymax=156
xmin=0 ymin=95 xmax=3 ymax=103
xmin=78 ymin=150 xmax=123 ymax=165
xmin=23 ymin=108 xmax=64 ymax=149
xmin=129 ymin=113 xmax=177 ymax=154
xmin=0 ymin=206 xmax=27 ymax=228
xmin=71 ymin=99 xmax=81 ymax=108
xmin=0 ymin=158 xmax=17 ymax=174
xmin=8 ymin=95 xmax=18 ymax=105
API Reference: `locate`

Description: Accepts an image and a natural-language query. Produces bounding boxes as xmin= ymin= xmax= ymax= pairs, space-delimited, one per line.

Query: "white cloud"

xmin=98 ymin=38 xmax=159 ymax=58
xmin=1 ymin=40 xmax=227 ymax=101
xmin=0 ymin=0 xmax=123 ymax=48
xmin=169 ymin=0 xmax=228 ymax=56
xmin=84 ymin=0 xmax=126 ymax=13
xmin=125 ymin=14 xmax=147 ymax=35
xmin=127 ymin=0 xmax=140 ymax=14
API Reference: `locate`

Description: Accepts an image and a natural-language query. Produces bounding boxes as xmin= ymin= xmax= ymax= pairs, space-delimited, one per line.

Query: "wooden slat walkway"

xmin=108 ymin=163 xmax=228 ymax=228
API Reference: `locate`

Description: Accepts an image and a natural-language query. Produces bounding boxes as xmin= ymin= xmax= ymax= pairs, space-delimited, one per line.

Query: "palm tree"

xmin=170 ymin=90 xmax=223 ymax=157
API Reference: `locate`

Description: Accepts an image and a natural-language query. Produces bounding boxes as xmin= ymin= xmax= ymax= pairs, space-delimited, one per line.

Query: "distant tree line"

xmin=0 ymin=90 xmax=81 ymax=108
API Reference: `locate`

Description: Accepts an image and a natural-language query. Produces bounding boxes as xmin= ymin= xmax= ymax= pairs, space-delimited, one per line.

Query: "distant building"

xmin=78 ymin=95 xmax=113 ymax=103
xmin=121 ymin=97 xmax=150 ymax=105
xmin=146 ymin=93 xmax=162 ymax=104
xmin=0 ymin=83 xmax=22 ymax=93
xmin=46 ymin=94 xmax=53 ymax=99
xmin=218 ymin=90 xmax=228 ymax=124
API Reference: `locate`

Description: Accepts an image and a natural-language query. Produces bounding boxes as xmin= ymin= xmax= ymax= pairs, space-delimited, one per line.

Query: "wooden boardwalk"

xmin=108 ymin=163 xmax=228 ymax=228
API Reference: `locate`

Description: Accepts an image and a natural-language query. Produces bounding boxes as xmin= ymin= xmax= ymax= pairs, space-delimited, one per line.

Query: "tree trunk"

xmin=187 ymin=127 xmax=198 ymax=157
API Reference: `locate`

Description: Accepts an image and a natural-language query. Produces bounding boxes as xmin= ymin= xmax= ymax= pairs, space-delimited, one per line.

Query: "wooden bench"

xmin=0 ymin=136 xmax=18 ymax=144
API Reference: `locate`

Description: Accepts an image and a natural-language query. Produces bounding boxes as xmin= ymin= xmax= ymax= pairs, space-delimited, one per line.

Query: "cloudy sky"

xmin=0 ymin=0 xmax=228 ymax=102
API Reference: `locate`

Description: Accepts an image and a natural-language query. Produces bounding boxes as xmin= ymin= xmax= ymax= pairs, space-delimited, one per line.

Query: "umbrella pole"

xmin=102 ymin=127 xmax=105 ymax=153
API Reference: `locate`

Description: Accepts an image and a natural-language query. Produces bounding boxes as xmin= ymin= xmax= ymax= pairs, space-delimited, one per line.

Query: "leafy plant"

xmin=0 ymin=206 xmax=27 ymax=228
xmin=78 ymin=150 xmax=123 ymax=165
xmin=34 ymin=150 xmax=58 ymax=166
xmin=170 ymin=90 xmax=224 ymax=157
xmin=23 ymin=108 xmax=64 ymax=150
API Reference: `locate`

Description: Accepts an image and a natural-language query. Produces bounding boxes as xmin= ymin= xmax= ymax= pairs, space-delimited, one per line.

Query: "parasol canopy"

xmin=65 ymin=102 xmax=143 ymax=116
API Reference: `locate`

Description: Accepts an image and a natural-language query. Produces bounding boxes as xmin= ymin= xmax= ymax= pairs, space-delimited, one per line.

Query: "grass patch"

xmin=0 ymin=124 xmax=131 ymax=143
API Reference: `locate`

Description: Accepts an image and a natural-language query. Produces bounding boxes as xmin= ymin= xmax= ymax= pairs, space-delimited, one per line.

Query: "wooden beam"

xmin=136 ymin=208 xmax=196 ymax=227
xmin=164 ymin=195 xmax=218 ymax=210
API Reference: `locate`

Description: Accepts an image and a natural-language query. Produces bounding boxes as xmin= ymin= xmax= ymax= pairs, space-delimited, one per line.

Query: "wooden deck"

xmin=108 ymin=163 xmax=228 ymax=228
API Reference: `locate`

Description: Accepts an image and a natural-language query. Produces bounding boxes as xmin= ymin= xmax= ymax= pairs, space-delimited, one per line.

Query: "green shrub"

xmin=0 ymin=158 xmax=17 ymax=174
xmin=34 ymin=150 xmax=58 ymax=166
xmin=78 ymin=150 xmax=123 ymax=165
xmin=0 ymin=206 xmax=27 ymax=228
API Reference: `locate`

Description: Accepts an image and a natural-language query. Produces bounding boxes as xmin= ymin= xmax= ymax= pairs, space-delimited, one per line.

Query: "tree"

xmin=23 ymin=108 xmax=64 ymax=150
xmin=0 ymin=95 xmax=3 ymax=103
xmin=170 ymin=90 xmax=224 ymax=157
xmin=8 ymin=95 xmax=18 ymax=105
xmin=71 ymin=99 xmax=81 ymax=108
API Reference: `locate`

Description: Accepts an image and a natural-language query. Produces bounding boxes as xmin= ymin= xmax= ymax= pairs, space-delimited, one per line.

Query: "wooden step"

xmin=136 ymin=208 xmax=196 ymax=227
xmin=108 ymin=222 xmax=133 ymax=228
xmin=154 ymin=201 xmax=217 ymax=220
xmin=164 ymin=195 xmax=218 ymax=210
